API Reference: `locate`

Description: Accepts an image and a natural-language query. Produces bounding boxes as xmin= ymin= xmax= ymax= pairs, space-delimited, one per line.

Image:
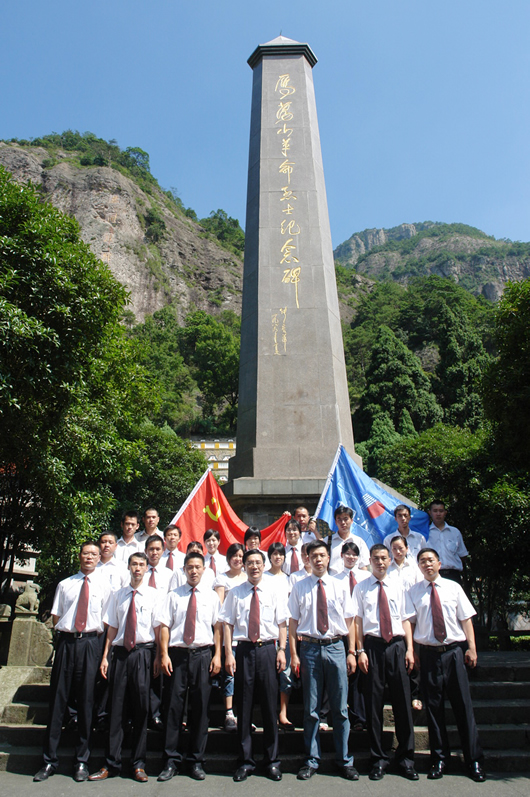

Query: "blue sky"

xmin=2 ymin=1 xmax=529 ymax=247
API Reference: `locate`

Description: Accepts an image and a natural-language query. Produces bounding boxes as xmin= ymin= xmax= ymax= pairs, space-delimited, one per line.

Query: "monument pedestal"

xmin=223 ymin=477 xmax=327 ymax=526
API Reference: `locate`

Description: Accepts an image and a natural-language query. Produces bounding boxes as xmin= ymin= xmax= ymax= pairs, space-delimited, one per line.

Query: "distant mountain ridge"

xmin=334 ymin=222 xmax=530 ymax=301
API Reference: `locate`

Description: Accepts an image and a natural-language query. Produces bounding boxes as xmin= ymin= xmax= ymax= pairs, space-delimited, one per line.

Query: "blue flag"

xmin=315 ymin=445 xmax=430 ymax=549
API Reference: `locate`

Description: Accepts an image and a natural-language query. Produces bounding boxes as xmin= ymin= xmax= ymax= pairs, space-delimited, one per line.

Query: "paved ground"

xmin=2 ymin=769 xmax=530 ymax=797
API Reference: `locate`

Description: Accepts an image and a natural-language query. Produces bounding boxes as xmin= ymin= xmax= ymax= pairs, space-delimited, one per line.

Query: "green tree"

xmin=199 ymin=209 xmax=245 ymax=255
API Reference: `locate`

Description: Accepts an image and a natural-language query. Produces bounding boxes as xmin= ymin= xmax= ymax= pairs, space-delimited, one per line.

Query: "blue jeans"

xmin=300 ymin=639 xmax=352 ymax=769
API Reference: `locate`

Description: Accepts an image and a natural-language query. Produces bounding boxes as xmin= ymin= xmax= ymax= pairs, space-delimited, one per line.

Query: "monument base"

xmin=222 ymin=478 xmax=327 ymax=527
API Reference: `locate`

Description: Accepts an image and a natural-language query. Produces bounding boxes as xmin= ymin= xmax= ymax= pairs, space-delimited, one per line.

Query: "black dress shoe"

xmin=158 ymin=764 xmax=178 ymax=782
xmin=297 ymin=765 xmax=317 ymax=780
xmin=469 ymin=762 xmax=486 ymax=782
xmin=190 ymin=763 xmax=206 ymax=780
xmin=33 ymin=764 xmax=56 ymax=782
xmin=428 ymin=761 xmax=445 ymax=780
xmin=338 ymin=765 xmax=360 ymax=781
xmin=233 ymin=766 xmax=253 ymax=782
xmin=74 ymin=763 xmax=89 ymax=782
xmin=148 ymin=716 xmax=164 ymax=731
xmin=369 ymin=765 xmax=385 ymax=781
xmin=266 ymin=765 xmax=282 ymax=781
xmin=400 ymin=765 xmax=419 ymax=781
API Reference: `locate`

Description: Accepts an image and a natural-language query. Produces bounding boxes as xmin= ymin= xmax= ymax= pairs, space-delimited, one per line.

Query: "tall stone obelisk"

xmin=225 ymin=36 xmax=361 ymax=520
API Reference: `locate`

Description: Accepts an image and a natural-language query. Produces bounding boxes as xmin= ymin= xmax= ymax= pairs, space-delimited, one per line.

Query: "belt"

xmin=172 ymin=645 xmax=211 ymax=654
xmin=130 ymin=642 xmax=155 ymax=651
xmin=365 ymin=634 xmax=405 ymax=647
xmin=60 ymin=630 xmax=99 ymax=639
xmin=300 ymin=635 xmax=343 ymax=645
xmin=238 ymin=639 xmax=276 ymax=648
xmin=420 ymin=641 xmax=461 ymax=653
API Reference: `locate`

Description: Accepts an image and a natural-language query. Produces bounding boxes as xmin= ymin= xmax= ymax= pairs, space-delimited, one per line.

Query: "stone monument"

xmin=225 ymin=36 xmax=360 ymax=523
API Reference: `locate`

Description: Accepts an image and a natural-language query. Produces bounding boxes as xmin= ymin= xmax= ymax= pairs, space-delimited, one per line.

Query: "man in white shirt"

xmin=221 ymin=550 xmax=287 ymax=783
xmin=136 ymin=506 xmax=164 ymax=543
xmin=289 ymin=540 xmax=358 ymax=781
xmin=88 ymin=552 xmax=159 ymax=783
xmin=354 ymin=543 xmax=417 ymax=781
xmin=160 ymin=525 xmax=185 ymax=571
xmin=406 ymin=548 xmax=485 ymax=782
xmin=428 ymin=500 xmax=469 ymax=585
xmin=329 ymin=505 xmax=370 ymax=573
xmin=157 ymin=552 xmax=222 ymax=782
xmin=282 ymin=519 xmax=304 ymax=576
xmin=96 ymin=533 xmax=129 ymax=591
xmin=142 ymin=535 xmax=172 ymax=730
xmin=34 ymin=542 xmax=110 ymax=782
xmin=383 ymin=505 xmax=427 ymax=560
xmin=115 ymin=510 xmax=144 ymax=563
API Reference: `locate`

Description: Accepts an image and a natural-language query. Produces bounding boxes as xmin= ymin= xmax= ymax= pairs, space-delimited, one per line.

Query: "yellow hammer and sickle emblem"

xmin=203 ymin=497 xmax=222 ymax=522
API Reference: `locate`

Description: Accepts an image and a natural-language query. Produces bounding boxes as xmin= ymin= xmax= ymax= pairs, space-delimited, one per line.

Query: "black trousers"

xmin=163 ymin=646 xmax=212 ymax=766
xmin=106 ymin=645 xmax=152 ymax=770
xmin=419 ymin=643 xmax=483 ymax=765
xmin=43 ymin=632 xmax=101 ymax=767
xmin=364 ymin=635 xmax=414 ymax=769
xmin=235 ymin=642 xmax=279 ymax=769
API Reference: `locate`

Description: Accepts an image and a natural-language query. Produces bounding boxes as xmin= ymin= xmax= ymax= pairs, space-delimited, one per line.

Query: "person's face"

xmin=146 ymin=541 xmax=164 ymax=567
xmin=301 ymin=550 xmax=310 ymax=567
xmin=245 ymin=554 xmax=265 ymax=584
xmin=286 ymin=526 xmax=301 ymax=547
xmin=185 ymin=556 xmax=205 ymax=587
xmin=79 ymin=545 xmax=100 ymax=573
xmin=335 ymin=512 xmax=353 ymax=538
xmin=370 ymin=549 xmax=391 ymax=579
xmin=270 ymin=550 xmax=285 ymax=570
xmin=294 ymin=508 xmax=309 ymax=531
xmin=391 ymin=540 xmax=407 ymax=565
xmin=229 ymin=550 xmax=244 ymax=572
xmin=129 ymin=556 xmax=147 ymax=583
xmin=121 ymin=515 xmax=139 ymax=540
xmin=309 ymin=546 xmax=330 ymax=577
xmin=246 ymin=535 xmax=260 ymax=551
xmin=395 ymin=509 xmax=410 ymax=533
xmin=143 ymin=510 xmax=159 ymax=532
xmin=164 ymin=529 xmax=181 ymax=550
xmin=205 ymin=535 xmax=219 ymax=555
xmin=429 ymin=504 xmax=447 ymax=527
xmin=99 ymin=535 xmax=117 ymax=559
xmin=418 ymin=552 xmax=441 ymax=581
xmin=341 ymin=549 xmax=359 ymax=570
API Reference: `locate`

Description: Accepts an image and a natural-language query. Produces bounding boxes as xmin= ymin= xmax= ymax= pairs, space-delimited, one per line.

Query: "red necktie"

xmin=316 ymin=579 xmax=329 ymax=635
xmin=123 ymin=589 xmax=137 ymax=651
xmin=183 ymin=587 xmax=197 ymax=645
xmin=149 ymin=567 xmax=156 ymax=588
xmin=430 ymin=582 xmax=447 ymax=642
xmin=378 ymin=580 xmax=393 ymax=642
xmin=349 ymin=570 xmax=357 ymax=596
xmin=210 ymin=556 xmax=216 ymax=575
xmin=248 ymin=585 xmax=260 ymax=642
xmin=74 ymin=576 xmax=89 ymax=632
xmin=166 ymin=551 xmax=174 ymax=570
xmin=290 ymin=548 xmax=300 ymax=574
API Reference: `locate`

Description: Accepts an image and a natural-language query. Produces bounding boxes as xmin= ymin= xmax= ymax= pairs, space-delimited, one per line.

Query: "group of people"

xmin=33 ymin=501 xmax=485 ymax=784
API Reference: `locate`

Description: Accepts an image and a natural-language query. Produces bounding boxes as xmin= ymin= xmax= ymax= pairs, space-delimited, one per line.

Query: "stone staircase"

xmin=0 ymin=652 xmax=529 ymax=776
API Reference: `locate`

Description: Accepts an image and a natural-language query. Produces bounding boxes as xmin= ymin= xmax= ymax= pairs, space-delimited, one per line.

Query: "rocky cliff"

xmin=334 ymin=222 xmax=530 ymax=301
xmin=0 ymin=142 xmax=243 ymax=323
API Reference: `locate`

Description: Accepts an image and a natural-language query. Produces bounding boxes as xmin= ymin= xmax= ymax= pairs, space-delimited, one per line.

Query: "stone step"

xmin=469 ymin=681 xmax=530 ymax=699
xmin=1 ymin=744 xmax=530 ymax=776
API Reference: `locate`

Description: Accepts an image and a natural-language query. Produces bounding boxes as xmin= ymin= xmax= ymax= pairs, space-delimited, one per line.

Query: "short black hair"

xmin=164 ymin=524 xmax=181 ymax=538
xmin=98 ymin=532 xmax=118 ymax=544
xmin=334 ymin=504 xmax=353 ymax=520
xmin=267 ymin=542 xmax=286 ymax=561
xmin=390 ymin=534 xmax=408 ymax=548
xmin=79 ymin=541 xmax=99 ymax=554
xmin=429 ymin=500 xmax=446 ymax=510
xmin=417 ymin=547 xmax=440 ymax=563
xmin=243 ymin=548 xmax=265 ymax=565
xmin=341 ymin=541 xmax=360 ymax=555
xmin=306 ymin=540 xmax=329 ymax=557
xmin=121 ymin=509 xmax=139 ymax=522
xmin=145 ymin=534 xmax=164 ymax=549
xmin=128 ymin=551 xmax=148 ymax=566
xmin=284 ymin=519 xmax=301 ymax=534
xmin=184 ymin=551 xmax=205 ymax=566
xmin=370 ymin=543 xmax=390 ymax=556
xmin=226 ymin=542 xmax=245 ymax=563
xmin=203 ymin=529 xmax=220 ymax=542
xmin=393 ymin=504 xmax=411 ymax=518
xmin=244 ymin=526 xmax=261 ymax=543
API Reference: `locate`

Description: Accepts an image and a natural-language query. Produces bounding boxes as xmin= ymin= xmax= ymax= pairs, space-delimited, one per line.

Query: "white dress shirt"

xmin=282 ymin=542 xmax=304 ymax=576
xmin=428 ymin=523 xmax=468 ymax=571
xmin=156 ymin=581 xmax=221 ymax=648
xmin=329 ymin=532 xmax=370 ymax=573
xmin=405 ymin=576 xmax=476 ymax=646
xmin=353 ymin=574 xmax=411 ymax=639
xmin=288 ymin=569 xmax=312 ymax=592
xmin=96 ymin=558 xmax=129 ymax=591
xmin=51 ymin=570 xmax=111 ymax=633
xmin=288 ymin=572 xmax=354 ymax=638
xmin=114 ymin=536 xmax=145 ymax=564
xmin=204 ymin=551 xmax=229 ymax=575
xmin=160 ymin=548 xmax=185 ymax=571
xmin=143 ymin=563 xmax=173 ymax=593
xmin=386 ymin=560 xmax=422 ymax=590
xmin=169 ymin=566 xmax=215 ymax=591
xmin=135 ymin=528 xmax=164 ymax=543
xmin=263 ymin=570 xmax=290 ymax=601
xmin=334 ymin=567 xmax=371 ymax=594
xmin=383 ymin=529 xmax=427 ymax=560
xmin=213 ymin=571 xmax=248 ymax=596
xmin=220 ymin=578 xmax=288 ymax=642
xmin=104 ymin=583 xmax=160 ymax=646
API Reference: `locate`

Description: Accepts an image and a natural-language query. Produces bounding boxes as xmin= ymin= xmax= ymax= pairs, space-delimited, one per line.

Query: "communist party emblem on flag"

xmin=170 ymin=469 xmax=288 ymax=554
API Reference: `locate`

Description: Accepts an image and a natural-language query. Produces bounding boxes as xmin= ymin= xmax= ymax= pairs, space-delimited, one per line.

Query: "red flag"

xmin=170 ymin=470 xmax=287 ymax=555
